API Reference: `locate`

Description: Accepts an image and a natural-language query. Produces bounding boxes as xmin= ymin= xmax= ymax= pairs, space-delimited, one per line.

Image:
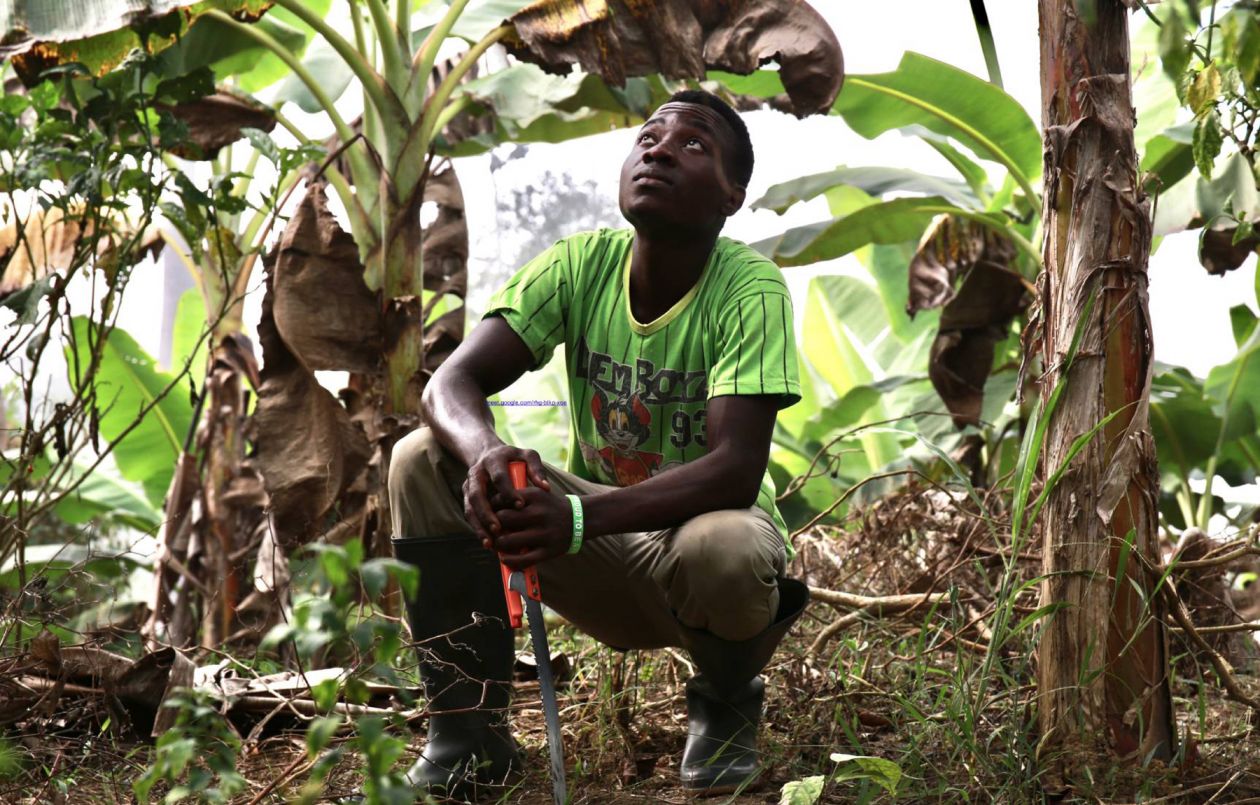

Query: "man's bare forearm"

xmin=580 ymin=446 xmax=761 ymax=538
xmin=420 ymin=368 xmax=504 ymax=468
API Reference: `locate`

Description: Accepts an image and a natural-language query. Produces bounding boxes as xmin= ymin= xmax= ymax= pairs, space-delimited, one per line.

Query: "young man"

xmin=387 ymin=89 xmax=807 ymax=799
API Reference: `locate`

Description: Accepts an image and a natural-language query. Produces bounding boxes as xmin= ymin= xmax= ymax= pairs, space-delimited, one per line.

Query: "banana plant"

xmin=730 ymin=52 xmax=1041 ymax=498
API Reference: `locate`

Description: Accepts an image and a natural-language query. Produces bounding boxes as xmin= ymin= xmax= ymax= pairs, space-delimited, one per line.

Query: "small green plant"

xmin=779 ymin=752 xmax=902 ymax=804
xmin=132 ymin=690 xmax=246 ymax=804
xmin=262 ymin=538 xmax=419 ymax=803
xmin=0 ymin=736 xmax=23 ymax=780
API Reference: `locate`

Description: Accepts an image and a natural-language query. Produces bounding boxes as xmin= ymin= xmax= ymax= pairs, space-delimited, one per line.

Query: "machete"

xmin=500 ymin=460 xmax=567 ymax=805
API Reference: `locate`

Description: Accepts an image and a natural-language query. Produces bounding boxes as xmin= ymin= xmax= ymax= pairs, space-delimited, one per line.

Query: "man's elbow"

xmin=420 ymin=363 xmax=458 ymax=423
xmin=727 ymin=472 xmax=764 ymax=510
xmin=419 ymin=374 xmax=439 ymax=423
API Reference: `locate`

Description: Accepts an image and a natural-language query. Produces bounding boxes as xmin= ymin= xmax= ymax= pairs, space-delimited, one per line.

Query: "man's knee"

xmin=388 ymin=427 xmax=444 ymax=498
xmin=660 ymin=510 xmax=784 ymax=641
xmin=387 ymin=427 xmax=468 ymax=538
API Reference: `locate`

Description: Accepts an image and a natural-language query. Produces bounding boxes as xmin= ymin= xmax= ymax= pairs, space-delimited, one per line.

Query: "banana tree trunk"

xmin=1035 ymin=0 xmax=1175 ymax=780
xmin=145 ymin=251 xmax=270 ymax=650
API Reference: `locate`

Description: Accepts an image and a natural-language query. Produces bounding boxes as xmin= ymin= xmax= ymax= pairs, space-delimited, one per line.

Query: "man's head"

xmin=618 ymin=90 xmax=754 ymax=237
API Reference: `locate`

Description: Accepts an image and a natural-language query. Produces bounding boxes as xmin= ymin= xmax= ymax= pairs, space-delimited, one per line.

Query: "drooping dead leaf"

xmin=505 ymin=0 xmax=844 ymax=117
xmin=423 ymin=307 xmax=466 ymax=372
xmin=272 ymin=182 xmax=381 ymax=374
xmin=117 ymin=646 xmax=195 ymax=736
xmin=1 ymin=205 xmax=83 ymax=298
xmin=421 ymin=163 xmax=468 ymax=298
xmin=255 ymin=238 xmax=372 ymax=551
xmin=162 ymin=91 xmax=276 ymax=161
xmin=1199 ymin=225 xmax=1260 ymax=276
xmin=907 ymin=215 xmax=1026 ymax=427
xmin=1 ymin=202 xmax=163 ymax=304
xmin=907 ymin=215 xmax=986 ymax=316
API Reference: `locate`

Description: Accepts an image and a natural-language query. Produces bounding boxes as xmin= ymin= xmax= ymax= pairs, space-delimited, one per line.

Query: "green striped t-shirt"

xmin=484 ymin=228 xmax=801 ymax=543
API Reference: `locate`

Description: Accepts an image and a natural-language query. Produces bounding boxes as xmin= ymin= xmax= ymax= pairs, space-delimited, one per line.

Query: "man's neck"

xmin=628 ymin=228 xmax=720 ymax=324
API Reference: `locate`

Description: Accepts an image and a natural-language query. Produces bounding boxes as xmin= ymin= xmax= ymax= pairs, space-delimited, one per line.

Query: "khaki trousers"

xmin=387 ymin=427 xmax=787 ymax=648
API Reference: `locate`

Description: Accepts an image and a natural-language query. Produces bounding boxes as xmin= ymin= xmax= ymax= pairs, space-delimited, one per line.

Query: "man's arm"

xmin=493 ymin=393 xmax=780 ymax=568
xmin=421 ymin=315 xmax=555 ymax=543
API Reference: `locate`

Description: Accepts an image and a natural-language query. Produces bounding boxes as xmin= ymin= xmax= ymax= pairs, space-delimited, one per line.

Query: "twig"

xmin=245 ymin=749 xmax=313 ymax=805
xmin=232 ymin=695 xmax=397 ymax=718
xmin=1170 ymin=525 xmax=1260 ymax=569
xmin=809 ymin=588 xmax=955 ymax=612
xmin=1171 ymin=619 xmax=1260 ymax=635
xmin=791 ymin=471 xmax=920 ymax=540
xmin=1162 ymin=583 xmax=1260 ymax=712
xmin=807 ymin=590 xmax=954 ymax=657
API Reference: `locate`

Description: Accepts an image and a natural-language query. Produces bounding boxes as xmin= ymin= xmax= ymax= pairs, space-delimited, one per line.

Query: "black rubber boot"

xmin=392 ymin=535 xmax=520 ymax=802
xmin=676 ymin=578 xmax=809 ymax=793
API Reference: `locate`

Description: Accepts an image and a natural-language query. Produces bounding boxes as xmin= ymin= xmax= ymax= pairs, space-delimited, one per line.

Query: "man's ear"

xmin=721 ymin=186 xmax=746 ymax=217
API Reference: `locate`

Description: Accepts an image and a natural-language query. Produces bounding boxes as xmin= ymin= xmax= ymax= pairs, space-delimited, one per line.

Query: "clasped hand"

xmin=462 ymin=445 xmax=573 ymax=569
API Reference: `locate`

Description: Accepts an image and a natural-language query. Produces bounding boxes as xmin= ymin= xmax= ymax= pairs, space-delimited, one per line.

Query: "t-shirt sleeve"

xmin=709 ymin=287 xmax=802 ymax=409
xmin=482 ymin=239 xmax=574 ymax=370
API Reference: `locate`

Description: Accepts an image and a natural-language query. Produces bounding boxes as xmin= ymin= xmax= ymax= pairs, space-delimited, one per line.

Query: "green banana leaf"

xmin=1140 ymin=121 xmax=1195 ymax=194
xmin=752 ymin=166 xmax=979 ymax=214
xmin=54 ymin=456 xmax=164 ymax=532
xmin=753 ymin=196 xmax=1007 ymax=267
xmin=170 ymin=288 xmax=209 ymax=387
xmin=831 ymin=52 xmax=1040 ymax=187
xmin=156 ymin=0 xmax=330 ymax=92
xmin=66 ymin=317 xmax=194 ymax=506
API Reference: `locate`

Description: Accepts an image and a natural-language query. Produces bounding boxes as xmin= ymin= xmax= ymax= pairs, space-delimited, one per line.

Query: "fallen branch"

xmin=1170 ymin=619 xmax=1260 ymax=635
xmin=1161 ymin=581 xmax=1260 ymax=712
xmin=231 ymin=695 xmax=397 ymax=718
xmin=809 ymin=588 xmax=955 ymax=612
xmin=806 ymin=588 xmax=955 ymax=657
xmin=1169 ymin=523 xmax=1260 ymax=570
xmin=245 ymin=744 xmax=313 ymax=805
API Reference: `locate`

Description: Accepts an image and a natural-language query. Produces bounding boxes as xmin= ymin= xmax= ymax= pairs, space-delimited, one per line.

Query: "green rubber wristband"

xmin=566 ymin=494 xmax=584 ymax=554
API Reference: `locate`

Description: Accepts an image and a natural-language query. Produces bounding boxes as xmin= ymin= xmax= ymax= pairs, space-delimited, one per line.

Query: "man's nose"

xmin=643 ymin=138 xmax=676 ymax=163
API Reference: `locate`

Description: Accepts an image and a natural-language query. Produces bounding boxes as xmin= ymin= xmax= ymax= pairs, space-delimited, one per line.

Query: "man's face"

xmin=618 ymin=102 xmax=746 ymax=235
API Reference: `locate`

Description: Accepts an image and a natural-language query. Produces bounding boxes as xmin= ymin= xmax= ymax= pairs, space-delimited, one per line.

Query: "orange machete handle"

xmin=499 ymin=460 xmax=542 ymax=629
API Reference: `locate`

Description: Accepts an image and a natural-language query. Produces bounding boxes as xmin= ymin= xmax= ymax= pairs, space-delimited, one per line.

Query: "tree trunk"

xmin=1036 ymin=0 xmax=1175 ymax=783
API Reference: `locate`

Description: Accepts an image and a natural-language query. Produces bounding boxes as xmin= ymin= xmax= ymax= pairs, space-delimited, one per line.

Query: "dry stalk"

xmin=1162 ymin=581 xmax=1260 ymax=712
xmin=245 ymin=747 xmax=312 ymax=805
xmin=806 ymin=589 xmax=954 ymax=657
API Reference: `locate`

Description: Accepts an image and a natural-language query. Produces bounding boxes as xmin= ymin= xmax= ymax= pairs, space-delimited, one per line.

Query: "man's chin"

xmin=623 ymin=203 xmax=684 ymax=232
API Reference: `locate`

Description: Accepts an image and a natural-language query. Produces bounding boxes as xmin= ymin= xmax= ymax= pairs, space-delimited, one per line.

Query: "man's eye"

xmin=687 ymin=138 xmax=704 ymax=149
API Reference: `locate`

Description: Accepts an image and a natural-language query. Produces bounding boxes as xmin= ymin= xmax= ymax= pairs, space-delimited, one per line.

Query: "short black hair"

xmin=666 ymin=89 xmax=754 ymax=189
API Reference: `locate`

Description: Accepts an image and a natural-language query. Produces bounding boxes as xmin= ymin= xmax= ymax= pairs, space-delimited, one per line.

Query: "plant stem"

xmin=416 ymin=25 xmax=510 ymax=154
xmin=968 ymin=0 xmax=1004 ymax=88
xmin=395 ymin=0 xmax=411 ymax=43
xmin=272 ymin=0 xmax=405 ymax=130
xmin=205 ymin=10 xmax=356 ymax=146
xmin=1205 ymin=0 xmax=1218 ymax=67
xmin=428 ymin=94 xmax=474 ymax=141
xmin=366 ymin=0 xmax=407 ymax=85
xmin=413 ymin=0 xmax=475 ymax=78
xmin=349 ymin=0 xmax=368 ymax=54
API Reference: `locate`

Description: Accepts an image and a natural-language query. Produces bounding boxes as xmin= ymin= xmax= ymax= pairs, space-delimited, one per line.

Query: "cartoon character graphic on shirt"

xmin=583 ymin=388 xmax=665 ymax=486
